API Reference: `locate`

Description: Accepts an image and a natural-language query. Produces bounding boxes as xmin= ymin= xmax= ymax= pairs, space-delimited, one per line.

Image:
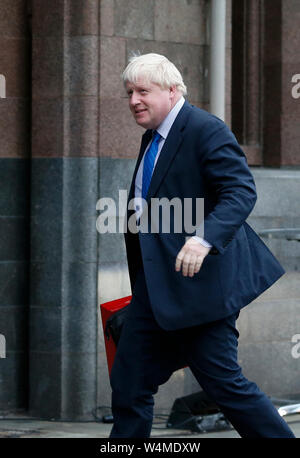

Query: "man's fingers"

xmin=176 ymin=248 xmax=205 ymax=277
xmin=181 ymin=252 xmax=192 ymax=276
xmin=175 ymin=250 xmax=184 ymax=271
xmin=194 ymin=256 xmax=203 ymax=273
xmin=187 ymin=254 xmax=197 ymax=277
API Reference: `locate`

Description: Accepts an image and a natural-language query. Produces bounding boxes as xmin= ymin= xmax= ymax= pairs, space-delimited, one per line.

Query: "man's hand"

xmin=175 ymin=238 xmax=211 ymax=277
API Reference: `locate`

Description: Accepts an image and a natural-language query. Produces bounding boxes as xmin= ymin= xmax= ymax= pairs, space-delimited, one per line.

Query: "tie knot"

xmin=152 ymin=130 xmax=161 ymax=143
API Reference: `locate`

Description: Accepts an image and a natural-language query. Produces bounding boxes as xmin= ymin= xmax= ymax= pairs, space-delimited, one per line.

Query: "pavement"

xmin=0 ymin=411 xmax=299 ymax=438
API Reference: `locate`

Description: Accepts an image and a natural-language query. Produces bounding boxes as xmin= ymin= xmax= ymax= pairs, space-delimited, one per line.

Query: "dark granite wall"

xmin=0 ymin=0 xmax=30 ymax=411
xmin=29 ymin=0 xmax=100 ymax=420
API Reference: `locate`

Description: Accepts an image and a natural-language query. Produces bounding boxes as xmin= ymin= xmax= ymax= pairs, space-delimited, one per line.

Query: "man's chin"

xmin=134 ymin=117 xmax=157 ymax=130
xmin=135 ymin=119 xmax=153 ymax=129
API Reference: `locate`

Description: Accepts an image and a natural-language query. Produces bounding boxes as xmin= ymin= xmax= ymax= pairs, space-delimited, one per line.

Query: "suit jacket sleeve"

xmin=198 ymin=119 xmax=257 ymax=255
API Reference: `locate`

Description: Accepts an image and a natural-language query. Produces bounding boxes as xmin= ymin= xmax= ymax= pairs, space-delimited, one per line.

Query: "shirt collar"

xmin=156 ymin=96 xmax=185 ymax=140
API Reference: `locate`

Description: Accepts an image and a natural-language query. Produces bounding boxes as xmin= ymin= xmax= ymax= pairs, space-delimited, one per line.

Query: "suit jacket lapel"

xmin=146 ymin=101 xmax=192 ymax=202
xmin=127 ymin=101 xmax=193 ymax=211
xmin=128 ymin=129 xmax=152 ymax=203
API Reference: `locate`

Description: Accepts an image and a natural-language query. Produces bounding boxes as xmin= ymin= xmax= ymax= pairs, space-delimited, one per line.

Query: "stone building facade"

xmin=0 ymin=0 xmax=299 ymax=420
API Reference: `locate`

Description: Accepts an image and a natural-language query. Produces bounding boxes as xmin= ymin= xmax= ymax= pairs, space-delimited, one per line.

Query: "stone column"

xmin=30 ymin=0 xmax=100 ymax=420
xmin=245 ymin=0 xmax=261 ymax=149
xmin=263 ymin=0 xmax=282 ymax=166
xmin=280 ymin=0 xmax=300 ymax=165
xmin=231 ymin=0 xmax=263 ymax=165
xmin=0 ymin=0 xmax=30 ymax=411
xmin=263 ymin=0 xmax=300 ymax=166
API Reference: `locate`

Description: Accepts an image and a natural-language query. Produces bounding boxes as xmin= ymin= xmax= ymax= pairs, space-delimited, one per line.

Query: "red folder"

xmin=100 ymin=295 xmax=132 ymax=375
xmin=100 ymin=295 xmax=188 ymax=376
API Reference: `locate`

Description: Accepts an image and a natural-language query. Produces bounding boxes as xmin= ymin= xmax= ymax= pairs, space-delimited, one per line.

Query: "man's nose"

xmin=129 ymin=92 xmax=140 ymax=107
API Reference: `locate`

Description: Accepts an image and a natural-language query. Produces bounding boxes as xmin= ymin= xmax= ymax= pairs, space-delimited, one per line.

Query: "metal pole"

xmin=209 ymin=0 xmax=226 ymax=120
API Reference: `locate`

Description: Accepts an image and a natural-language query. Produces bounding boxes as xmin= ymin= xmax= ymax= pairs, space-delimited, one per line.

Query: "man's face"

xmin=125 ymin=78 xmax=177 ymax=129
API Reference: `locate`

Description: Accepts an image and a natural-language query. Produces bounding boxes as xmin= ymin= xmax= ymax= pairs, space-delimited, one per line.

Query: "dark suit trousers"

xmin=109 ymin=267 xmax=295 ymax=438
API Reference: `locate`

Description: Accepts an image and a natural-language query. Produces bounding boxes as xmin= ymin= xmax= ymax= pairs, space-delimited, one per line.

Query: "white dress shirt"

xmin=134 ymin=96 xmax=212 ymax=249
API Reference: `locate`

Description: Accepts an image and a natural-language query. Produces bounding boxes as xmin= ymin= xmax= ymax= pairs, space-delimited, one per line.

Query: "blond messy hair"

xmin=122 ymin=53 xmax=187 ymax=95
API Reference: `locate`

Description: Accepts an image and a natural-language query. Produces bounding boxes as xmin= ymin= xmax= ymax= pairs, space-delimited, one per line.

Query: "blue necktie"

xmin=142 ymin=131 xmax=161 ymax=200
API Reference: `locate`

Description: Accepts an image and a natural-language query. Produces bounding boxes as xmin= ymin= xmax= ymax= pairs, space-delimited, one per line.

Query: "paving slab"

xmin=0 ymin=414 xmax=299 ymax=438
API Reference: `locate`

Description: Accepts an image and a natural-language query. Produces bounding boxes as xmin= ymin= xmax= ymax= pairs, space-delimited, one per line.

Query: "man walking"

xmin=109 ymin=53 xmax=295 ymax=438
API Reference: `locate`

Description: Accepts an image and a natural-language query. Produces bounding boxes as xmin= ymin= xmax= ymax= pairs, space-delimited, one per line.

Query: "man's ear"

xmin=169 ymin=84 xmax=177 ymax=99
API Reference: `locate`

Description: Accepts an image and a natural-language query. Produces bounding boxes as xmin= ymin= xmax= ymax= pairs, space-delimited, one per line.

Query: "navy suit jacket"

xmin=124 ymin=101 xmax=284 ymax=330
